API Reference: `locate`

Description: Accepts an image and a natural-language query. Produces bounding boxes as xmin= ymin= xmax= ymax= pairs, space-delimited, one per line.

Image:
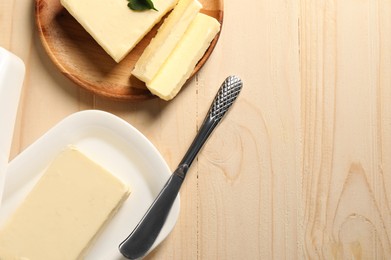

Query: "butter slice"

xmin=0 ymin=147 xmax=130 ymax=260
xmin=132 ymin=0 xmax=202 ymax=82
xmin=60 ymin=0 xmax=178 ymax=63
xmin=147 ymin=13 xmax=220 ymax=100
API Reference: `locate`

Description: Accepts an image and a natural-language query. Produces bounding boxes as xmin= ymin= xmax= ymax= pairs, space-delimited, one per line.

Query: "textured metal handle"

xmin=209 ymin=75 xmax=243 ymax=123
xmin=119 ymin=76 xmax=242 ymax=260
xmin=179 ymin=75 xmax=243 ymax=168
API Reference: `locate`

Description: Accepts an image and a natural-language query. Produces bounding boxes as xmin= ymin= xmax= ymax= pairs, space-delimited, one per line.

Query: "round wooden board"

xmin=35 ymin=0 xmax=224 ymax=101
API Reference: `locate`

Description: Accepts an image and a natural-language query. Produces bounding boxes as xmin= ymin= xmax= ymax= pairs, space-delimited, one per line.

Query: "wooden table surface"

xmin=2 ymin=0 xmax=391 ymax=259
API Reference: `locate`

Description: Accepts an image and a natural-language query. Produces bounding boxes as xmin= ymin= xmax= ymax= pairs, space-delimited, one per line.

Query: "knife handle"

xmin=179 ymin=75 xmax=243 ymax=168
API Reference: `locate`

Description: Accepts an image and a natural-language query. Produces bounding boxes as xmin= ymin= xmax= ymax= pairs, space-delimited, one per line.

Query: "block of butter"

xmin=60 ymin=0 xmax=178 ymax=63
xmin=0 ymin=147 xmax=130 ymax=260
xmin=132 ymin=0 xmax=202 ymax=82
xmin=146 ymin=13 xmax=220 ymax=101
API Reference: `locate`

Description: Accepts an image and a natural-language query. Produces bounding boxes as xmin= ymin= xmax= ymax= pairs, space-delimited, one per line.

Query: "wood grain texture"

xmin=1 ymin=0 xmax=391 ymax=259
xmin=300 ymin=0 xmax=391 ymax=258
xmin=35 ymin=0 xmax=223 ymax=100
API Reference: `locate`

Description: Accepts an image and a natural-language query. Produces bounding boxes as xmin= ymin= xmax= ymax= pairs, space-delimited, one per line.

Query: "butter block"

xmin=146 ymin=13 xmax=220 ymax=100
xmin=0 ymin=147 xmax=130 ymax=260
xmin=132 ymin=0 xmax=202 ymax=82
xmin=60 ymin=0 xmax=178 ymax=63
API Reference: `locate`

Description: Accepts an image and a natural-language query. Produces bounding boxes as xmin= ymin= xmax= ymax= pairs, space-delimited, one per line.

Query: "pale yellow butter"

xmin=60 ymin=0 xmax=178 ymax=63
xmin=132 ymin=0 xmax=202 ymax=82
xmin=146 ymin=13 xmax=220 ymax=101
xmin=0 ymin=147 xmax=130 ymax=260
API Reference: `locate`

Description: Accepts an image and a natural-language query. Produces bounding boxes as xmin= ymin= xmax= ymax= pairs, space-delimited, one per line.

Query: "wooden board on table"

xmin=35 ymin=0 xmax=224 ymax=101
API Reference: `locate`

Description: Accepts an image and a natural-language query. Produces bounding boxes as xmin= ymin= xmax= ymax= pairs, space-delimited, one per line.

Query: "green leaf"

xmin=127 ymin=0 xmax=158 ymax=11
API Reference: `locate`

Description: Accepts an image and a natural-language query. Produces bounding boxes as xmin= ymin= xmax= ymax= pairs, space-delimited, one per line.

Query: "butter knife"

xmin=119 ymin=75 xmax=243 ymax=259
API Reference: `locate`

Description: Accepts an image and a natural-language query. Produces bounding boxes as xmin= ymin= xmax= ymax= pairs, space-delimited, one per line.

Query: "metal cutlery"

xmin=119 ymin=75 xmax=243 ymax=259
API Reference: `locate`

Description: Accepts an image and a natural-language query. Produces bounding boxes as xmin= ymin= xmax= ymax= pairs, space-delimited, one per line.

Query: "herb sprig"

xmin=127 ymin=0 xmax=158 ymax=11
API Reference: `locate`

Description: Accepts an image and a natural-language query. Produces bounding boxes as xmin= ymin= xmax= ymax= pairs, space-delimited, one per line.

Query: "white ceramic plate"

xmin=0 ymin=110 xmax=180 ymax=260
xmin=0 ymin=47 xmax=25 ymax=205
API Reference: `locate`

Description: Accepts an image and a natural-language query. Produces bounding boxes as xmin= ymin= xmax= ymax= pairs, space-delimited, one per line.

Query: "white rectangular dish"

xmin=0 ymin=110 xmax=180 ymax=259
xmin=0 ymin=47 xmax=25 ymax=205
